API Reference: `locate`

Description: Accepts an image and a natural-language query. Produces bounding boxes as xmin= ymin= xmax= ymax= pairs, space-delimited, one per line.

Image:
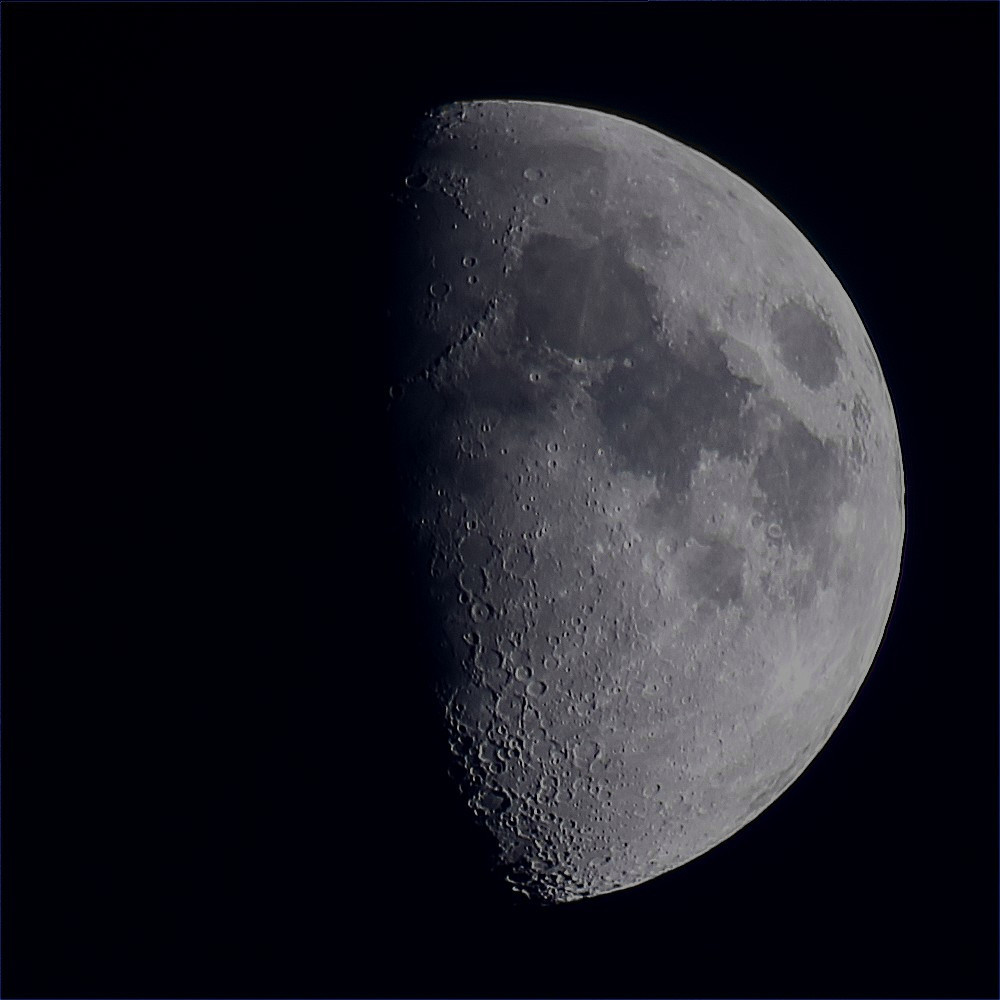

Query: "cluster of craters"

xmin=387 ymin=100 xmax=904 ymax=901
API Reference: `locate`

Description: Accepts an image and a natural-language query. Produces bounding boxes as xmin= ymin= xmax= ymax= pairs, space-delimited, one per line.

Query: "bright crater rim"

xmin=386 ymin=100 xmax=904 ymax=903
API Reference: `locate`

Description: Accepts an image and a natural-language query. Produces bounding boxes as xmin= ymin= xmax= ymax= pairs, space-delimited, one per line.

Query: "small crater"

xmin=593 ymin=322 xmax=757 ymax=510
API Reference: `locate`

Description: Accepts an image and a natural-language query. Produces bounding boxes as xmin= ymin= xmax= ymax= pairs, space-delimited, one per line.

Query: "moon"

xmin=385 ymin=100 xmax=904 ymax=903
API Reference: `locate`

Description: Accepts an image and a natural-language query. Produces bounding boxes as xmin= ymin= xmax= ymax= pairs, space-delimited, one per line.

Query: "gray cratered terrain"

xmin=386 ymin=100 xmax=904 ymax=902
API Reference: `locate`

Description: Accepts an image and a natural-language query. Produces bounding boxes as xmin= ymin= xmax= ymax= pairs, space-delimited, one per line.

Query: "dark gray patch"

xmin=459 ymin=347 xmax=567 ymax=431
xmin=753 ymin=416 xmax=843 ymax=548
xmin=687 ymin=539 xmax=746 ymax=606
xmin=452 ymin=455 xmax=493 ymax=499
xmin=590 ymin=323 xmax=757 ymax=510
xmin=752 ymin=413 xmax=847 ymax=602
xmin=514 ymin=233 xmax=658 ymax=359
xmin=459 ymin=532 xmax=495 ymax=569
xmin=770 ymin=301 xmax=842 ymax=390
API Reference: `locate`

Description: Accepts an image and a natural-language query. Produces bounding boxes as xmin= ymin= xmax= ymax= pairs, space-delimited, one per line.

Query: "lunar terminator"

xmin=387 ymin=100 xmax=904 ymax=902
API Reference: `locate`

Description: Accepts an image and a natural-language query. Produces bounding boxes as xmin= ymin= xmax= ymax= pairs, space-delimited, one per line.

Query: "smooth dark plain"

xmin=386 ymin=99 xmax=904 ymax=903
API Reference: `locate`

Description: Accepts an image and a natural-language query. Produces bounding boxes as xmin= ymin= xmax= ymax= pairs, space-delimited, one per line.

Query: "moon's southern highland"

xmin=385 ymin=100 xmax=904 ymax=903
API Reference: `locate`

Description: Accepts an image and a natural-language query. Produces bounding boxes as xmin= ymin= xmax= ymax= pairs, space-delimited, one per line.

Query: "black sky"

xmin=3 ymin=3 xmax=998 ymax=999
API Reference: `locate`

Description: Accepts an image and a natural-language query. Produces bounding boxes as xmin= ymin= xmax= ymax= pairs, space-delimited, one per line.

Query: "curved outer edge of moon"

xmin=388 ymin=99 xmax=905 ymax=902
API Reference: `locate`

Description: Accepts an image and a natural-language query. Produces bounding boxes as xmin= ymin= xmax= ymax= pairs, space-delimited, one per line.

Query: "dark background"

xmin=3 ymin=3 xmax=997 ymax=998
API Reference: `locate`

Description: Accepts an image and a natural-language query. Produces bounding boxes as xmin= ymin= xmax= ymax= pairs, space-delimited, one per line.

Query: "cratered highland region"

xmin=385 ymin=100 xmax=904 ymax=903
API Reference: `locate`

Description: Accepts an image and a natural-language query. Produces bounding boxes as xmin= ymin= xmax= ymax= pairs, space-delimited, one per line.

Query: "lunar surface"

xmin=385 ymin=100 xmax=904 ymax=902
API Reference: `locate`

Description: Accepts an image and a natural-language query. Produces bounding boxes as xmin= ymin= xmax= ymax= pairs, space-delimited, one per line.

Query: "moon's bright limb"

xmin=387 ymin=100 xmax=904 ymax=902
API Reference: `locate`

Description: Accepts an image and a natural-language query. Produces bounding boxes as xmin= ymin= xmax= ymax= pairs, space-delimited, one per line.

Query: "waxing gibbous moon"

xmin=385 ymin=100 xmax=904 ymax=902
